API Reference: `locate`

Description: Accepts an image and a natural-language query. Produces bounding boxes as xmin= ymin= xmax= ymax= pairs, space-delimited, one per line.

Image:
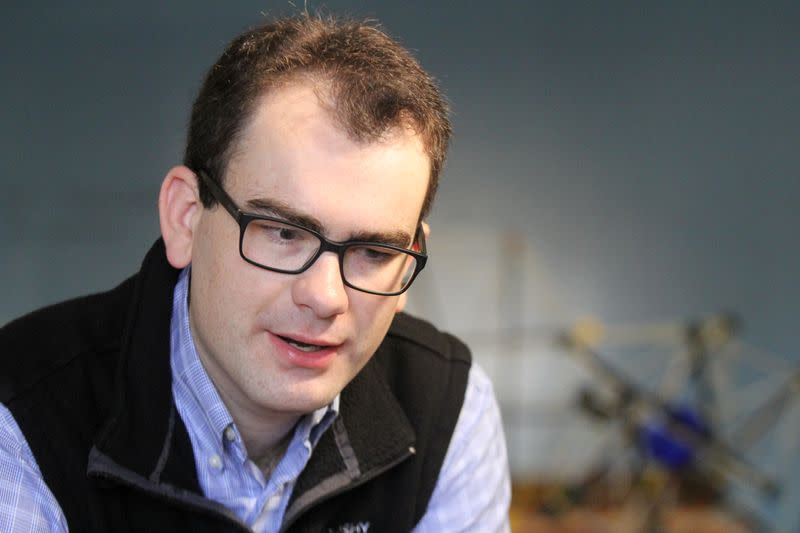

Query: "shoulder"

xmin=370 ymin=312 xmax=473 ymax=446
xmin=0 ymin=403 xmax=69 ymax=532
xmin=0 ymin=276 xmax=136 ymax=404
xmin=375 ymin=312 xmax=472 ymax=407
xmin=414 ymin=361 xmax=511 ymax=532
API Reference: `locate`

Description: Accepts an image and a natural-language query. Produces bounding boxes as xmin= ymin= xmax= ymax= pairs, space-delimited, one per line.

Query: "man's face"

xmin=187 ymin=84 xmax=430 ymax=420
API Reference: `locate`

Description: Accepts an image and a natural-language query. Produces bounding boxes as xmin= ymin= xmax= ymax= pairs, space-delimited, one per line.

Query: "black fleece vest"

xmin=0 ymin=240 xmax=471 ymax=532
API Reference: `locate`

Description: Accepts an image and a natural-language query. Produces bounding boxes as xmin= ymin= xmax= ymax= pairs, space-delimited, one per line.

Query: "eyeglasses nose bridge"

xmin=306 ymin=238 xmax=348 ymax=280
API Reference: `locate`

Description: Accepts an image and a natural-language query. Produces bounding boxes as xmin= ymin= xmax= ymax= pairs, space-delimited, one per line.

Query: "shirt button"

xmin=266 ymin=493 xmax=281 ymax=511
xmin=224 ymin=426 xmax=236 ymax=442
xmin=209 ymin=454 xmax=223 ymax=470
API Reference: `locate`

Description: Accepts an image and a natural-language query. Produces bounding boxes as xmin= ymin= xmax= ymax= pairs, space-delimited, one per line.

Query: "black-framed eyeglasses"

xmin=196 ymin=169 xmax=427 ymax=296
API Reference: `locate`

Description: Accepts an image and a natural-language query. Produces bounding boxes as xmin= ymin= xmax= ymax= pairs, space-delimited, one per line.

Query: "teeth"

xmin=286 ymin=339 xmax=324 ymax=352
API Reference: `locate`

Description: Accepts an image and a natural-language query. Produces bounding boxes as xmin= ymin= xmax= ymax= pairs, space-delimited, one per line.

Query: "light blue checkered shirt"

xmin=0 ymin=268 xmax=510 ymax=532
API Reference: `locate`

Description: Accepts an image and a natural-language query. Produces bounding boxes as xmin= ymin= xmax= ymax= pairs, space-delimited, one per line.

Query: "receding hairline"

xmin=222 ymin=74 xmax=432 ymax=182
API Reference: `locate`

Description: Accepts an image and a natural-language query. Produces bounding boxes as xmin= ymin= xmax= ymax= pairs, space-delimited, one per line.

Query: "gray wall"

xmin=3 ymin=0 xmax=799 ymax=526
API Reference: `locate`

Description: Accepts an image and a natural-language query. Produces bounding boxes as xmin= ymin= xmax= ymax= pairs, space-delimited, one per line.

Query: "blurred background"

xmin=2 ymin=2 xmax=799 ymax=531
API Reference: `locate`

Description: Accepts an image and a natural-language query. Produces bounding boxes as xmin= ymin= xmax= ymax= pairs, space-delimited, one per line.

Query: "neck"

xmin=214 ymin=385 xmax=300 ymax=475
xmin=206 ymin=378 xmax=300 ymax=465
xmin=234 ymin=409 xmax=299 ymax=467
xmin=253 ymin=427 xmax=295 ymax=476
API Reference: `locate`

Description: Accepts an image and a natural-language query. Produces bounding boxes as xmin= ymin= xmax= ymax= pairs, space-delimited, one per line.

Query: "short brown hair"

xmin=184 ymin=14 xmax=451 ymax=220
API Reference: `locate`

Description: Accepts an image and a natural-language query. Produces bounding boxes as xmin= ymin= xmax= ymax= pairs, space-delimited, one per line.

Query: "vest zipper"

xmin=279 ymin=446 xmax=415 ymax=532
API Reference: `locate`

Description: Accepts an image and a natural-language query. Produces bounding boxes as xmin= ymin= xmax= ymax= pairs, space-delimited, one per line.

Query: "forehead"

xmin=225 ymin=83 xmax=430 ymax=235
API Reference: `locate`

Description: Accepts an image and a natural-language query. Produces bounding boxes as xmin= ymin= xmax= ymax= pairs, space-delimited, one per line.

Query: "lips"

xmin=269 ymin=332 xmax=341 ymax=369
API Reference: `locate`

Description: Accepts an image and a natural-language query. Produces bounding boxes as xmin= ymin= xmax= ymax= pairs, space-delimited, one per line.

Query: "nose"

xmin=291 ymin=251 xmax=349 ymax=318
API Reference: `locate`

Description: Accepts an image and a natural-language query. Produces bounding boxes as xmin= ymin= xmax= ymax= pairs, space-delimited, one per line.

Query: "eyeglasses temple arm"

xmin=197 ymin=169 xmax=242 ymax=222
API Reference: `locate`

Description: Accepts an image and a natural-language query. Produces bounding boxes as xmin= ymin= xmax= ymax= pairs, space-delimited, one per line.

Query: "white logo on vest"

xmin=327 ymin=521 xmax=370 ymax=533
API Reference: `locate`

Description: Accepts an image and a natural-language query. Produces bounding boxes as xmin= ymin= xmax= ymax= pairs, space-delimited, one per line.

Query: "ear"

xmin=394 ymin=221 xmax=431 ymax=313
xmin=158 ymin=165 xmax=202 ymax=269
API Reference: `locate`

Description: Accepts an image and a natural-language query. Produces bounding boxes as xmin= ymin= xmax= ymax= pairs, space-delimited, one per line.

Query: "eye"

xmin=276 ymin=227 xmax=300 ymax=241
xmin=357 ymin=246 xmax=401 ymax=263
xmin=247 ymin=219 xmax=313 ymax=247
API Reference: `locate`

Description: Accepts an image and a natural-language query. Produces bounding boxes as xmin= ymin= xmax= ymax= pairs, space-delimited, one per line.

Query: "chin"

xmin=268 ymin=386 xmax=339 ymax=415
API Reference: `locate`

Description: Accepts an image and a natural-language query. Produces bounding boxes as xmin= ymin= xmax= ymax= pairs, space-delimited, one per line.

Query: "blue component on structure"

xmin=638 ymin=404 xmax=710 ymax=470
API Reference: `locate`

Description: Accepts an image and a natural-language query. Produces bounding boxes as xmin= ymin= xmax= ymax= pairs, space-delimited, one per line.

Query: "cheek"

xmin=191 ymin=239 xmax=256 ymax=334
xmin=194 ymin=223 xmax=257 ymax=303
xmin=351 ymin=295 xmax=399 ymax=353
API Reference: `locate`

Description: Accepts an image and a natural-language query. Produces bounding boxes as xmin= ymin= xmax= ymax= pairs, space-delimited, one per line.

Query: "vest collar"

xmin=91 ymin=239 xmax=194 ymax=486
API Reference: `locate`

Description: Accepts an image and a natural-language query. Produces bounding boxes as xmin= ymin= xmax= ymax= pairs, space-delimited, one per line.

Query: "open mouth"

xmin=279 ymin=335 xmax=327 ymax=353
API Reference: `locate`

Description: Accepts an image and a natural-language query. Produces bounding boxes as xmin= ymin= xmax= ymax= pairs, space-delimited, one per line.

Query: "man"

xmin=0 ymin=14 xmax=509 ymax=532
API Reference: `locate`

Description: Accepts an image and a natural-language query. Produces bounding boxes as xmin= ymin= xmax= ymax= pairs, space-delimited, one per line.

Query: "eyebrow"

xmin=244 ymin=198 xmax=414 ymax=248
xmin=349 ymin=229 xmax=413 ymax=248
xmin=245 ymin=198 xmax=324 ymax=233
